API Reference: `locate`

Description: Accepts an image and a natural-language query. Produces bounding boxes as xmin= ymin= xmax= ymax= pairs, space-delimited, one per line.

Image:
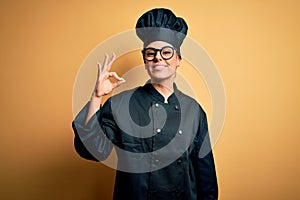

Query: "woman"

xmin=73 ymin=8 xmax=218 ymax=200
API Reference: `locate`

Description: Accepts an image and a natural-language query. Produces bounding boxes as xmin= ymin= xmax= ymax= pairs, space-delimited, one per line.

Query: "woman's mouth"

xmin=152 ymin=65 xmax=167 ymax=70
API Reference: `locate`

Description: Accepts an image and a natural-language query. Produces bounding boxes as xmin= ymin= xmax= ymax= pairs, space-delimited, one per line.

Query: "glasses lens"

xmin=161 ymin=47 xmax=174 ymax=60
xmin=143 ymin=46 xmax=175 ymax=61
xmin=144 ymin=49 xmax=156 ymax=61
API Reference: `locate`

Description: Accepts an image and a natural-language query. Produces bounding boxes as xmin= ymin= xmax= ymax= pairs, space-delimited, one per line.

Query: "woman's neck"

xmin=151 ymin=79 xmax=174 ymax=103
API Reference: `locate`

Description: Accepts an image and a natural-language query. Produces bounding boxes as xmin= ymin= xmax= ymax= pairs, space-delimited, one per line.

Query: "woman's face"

xmin=144 ymin=41 xmax=181 ymax=83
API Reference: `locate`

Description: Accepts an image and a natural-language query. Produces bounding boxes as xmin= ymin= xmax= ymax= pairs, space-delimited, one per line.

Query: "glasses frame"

xmin=142 ymin=46 xmax=175 ymax=61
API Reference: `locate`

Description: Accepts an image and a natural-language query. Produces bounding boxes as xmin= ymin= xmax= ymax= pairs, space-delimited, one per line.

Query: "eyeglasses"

xmin=142 ymin=46 xmax=175 ymax=61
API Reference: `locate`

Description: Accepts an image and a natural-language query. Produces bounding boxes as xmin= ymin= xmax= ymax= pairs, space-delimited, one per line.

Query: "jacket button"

xmin=178 ymin=130 xmax=183 ymax=135
xmin=156 ymin=128 xmax=161 ymax=133
xmin=177 ymin=159 xmax=182 ymax=164
xmin=175 ymin=105 xmax=179 ymax=110
xmin=155 ymin=103 xmax=159 ymax=107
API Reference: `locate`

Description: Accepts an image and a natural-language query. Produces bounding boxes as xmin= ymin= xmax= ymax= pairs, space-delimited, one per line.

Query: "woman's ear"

xmin=142 ymin=53 xmax=146 ymax=64
xmin=176 ymin=55 xmax=182 ymax=67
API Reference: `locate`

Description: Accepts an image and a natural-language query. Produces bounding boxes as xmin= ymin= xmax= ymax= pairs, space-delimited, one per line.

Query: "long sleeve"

xmin=72 ymin=101 xmax=114 ymax=161
xmin=191 ymin=109 xmax=218 ymax=200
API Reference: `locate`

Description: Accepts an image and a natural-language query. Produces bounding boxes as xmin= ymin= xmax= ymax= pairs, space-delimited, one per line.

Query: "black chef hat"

xmin=136 ymin=8 xmax=188 ymax=57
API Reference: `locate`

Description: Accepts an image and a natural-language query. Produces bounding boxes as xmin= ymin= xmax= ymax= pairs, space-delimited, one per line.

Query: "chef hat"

xmin=135 ymin=8 xmax=188 ymax=57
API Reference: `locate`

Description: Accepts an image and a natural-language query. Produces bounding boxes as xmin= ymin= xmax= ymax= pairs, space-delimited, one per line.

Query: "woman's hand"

xmin=93 ymin=53 xmax=125 ymax=98
xmin=85 ymin=53 xmax=125 ymax=124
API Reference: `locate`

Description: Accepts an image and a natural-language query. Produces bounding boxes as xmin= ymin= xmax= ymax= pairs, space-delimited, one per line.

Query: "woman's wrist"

xmin=90 ymin=91 xmax=103 ymax=104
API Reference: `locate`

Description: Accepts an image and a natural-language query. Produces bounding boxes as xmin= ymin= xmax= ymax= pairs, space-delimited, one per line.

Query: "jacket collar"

xmin=143 ymin=80 xmax=180 ymax=104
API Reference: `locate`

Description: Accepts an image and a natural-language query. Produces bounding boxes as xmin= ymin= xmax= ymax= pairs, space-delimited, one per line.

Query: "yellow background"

xmin=0 ymin=0 xmax=299 ymax=199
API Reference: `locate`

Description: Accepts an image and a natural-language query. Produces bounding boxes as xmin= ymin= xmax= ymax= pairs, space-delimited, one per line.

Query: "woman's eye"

xmin=146 ymin=52 xmax=155 ymax=56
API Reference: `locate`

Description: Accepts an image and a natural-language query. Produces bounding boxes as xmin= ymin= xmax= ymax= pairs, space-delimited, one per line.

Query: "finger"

xmin=117 ymin=78 xmax=126 ymax=85
xmin=108 ymin=52 xmax=116 ymax=66
xmin=112 ymin=79 xmax=126 ymax=89
xmin=97 ymin=62 xmax=102 ymax=77
xmin=103 ymin=53 xmax=109 ymax=72
xmin=104 ymin=53 xmax=116 ymax=72
xmin=109 ymin=72 xmax=124 ymax=81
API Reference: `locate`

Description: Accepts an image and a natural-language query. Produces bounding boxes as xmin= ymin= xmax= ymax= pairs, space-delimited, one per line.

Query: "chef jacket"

xmin=72 ymin=82 xmax=218 ymax=200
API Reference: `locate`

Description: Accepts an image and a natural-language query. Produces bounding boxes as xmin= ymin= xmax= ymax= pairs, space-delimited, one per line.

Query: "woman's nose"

xmin=153 ymin=51 xmax=163 ymax=62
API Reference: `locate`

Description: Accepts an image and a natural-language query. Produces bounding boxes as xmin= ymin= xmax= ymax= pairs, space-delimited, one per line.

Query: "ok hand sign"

xmin=94 ymin=53 xmax=126 ymax=97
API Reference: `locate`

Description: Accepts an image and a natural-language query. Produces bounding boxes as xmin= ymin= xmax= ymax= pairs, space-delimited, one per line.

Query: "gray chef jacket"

xmin=72 ymin=82 xmax=218 ymax=200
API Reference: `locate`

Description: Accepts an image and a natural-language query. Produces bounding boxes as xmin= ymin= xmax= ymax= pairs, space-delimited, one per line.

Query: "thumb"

xmin=112 ymin=78 xmax=126 ymax=89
